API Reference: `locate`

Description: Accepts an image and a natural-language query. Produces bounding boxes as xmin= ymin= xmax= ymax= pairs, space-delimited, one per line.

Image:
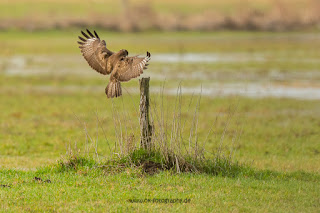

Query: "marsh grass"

xmin=57 ymin=82 xmax=244 ymax=176
xmin=1 ymin=0 xmax=320 ymax=31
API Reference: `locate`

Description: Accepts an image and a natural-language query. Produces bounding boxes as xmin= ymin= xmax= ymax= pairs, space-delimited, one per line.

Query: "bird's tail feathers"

xmin=105 ymin=81 xmax=122 ymax=98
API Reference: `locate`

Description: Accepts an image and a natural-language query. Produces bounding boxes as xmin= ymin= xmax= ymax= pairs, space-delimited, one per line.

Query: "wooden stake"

xmin=139 ymin=77 xmax=153 ymax=150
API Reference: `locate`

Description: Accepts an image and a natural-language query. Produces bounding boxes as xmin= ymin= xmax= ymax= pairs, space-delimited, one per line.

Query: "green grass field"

xmin=1 ymin=29 xmax=320 ymax=55
xmin=1 ymin=30 xmax=320 ymax=211
xmin=1 ymin=168 xmax=319 ymax=212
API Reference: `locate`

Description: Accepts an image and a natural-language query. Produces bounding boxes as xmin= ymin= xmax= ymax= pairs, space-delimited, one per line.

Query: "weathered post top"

xmin=139 ymin=77 xmax=153 ymax=150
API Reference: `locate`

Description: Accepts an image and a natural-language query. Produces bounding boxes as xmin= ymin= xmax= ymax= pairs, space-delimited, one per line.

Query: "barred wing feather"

xmin=77 ymin=29 xmax=113 ymax=75
xmin=116 ymin=52 xmax=151 ymax=82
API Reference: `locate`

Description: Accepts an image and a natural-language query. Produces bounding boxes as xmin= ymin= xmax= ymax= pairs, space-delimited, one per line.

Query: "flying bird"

xmin=77 ymin=29 xmax=151 ymax=98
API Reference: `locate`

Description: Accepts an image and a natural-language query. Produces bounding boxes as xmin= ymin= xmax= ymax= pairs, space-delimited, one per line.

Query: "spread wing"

xmin=114 ymin=52 xmax=151 ymax=82
xmin=78 ymin=29 xmax=113 ymax=75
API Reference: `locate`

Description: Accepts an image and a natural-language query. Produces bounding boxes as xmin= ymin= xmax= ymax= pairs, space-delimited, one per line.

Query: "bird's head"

xmin=121 ymin=49 xmax=128 ymax=56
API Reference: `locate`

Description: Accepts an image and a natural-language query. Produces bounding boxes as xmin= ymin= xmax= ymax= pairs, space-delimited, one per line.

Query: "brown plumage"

xmin=78 ymin=29 xmax=151 ymax=98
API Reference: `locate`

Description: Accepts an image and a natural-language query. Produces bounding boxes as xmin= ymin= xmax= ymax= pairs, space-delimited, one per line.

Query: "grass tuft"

xmin=49 ymin=148 xmax=320 ymax=183
xmin=49 ymin=84 xmax=248 ymax=177
xmin=56 ymin=155 xmax=96 ymax=172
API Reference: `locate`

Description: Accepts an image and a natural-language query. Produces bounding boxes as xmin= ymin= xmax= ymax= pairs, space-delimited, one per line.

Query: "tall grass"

xmin=59 ymin=83 xmax=244 ymax=175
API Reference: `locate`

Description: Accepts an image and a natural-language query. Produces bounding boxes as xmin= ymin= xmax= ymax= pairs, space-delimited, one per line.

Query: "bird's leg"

xmin=110 ymin=71 xmax=119 ymax=81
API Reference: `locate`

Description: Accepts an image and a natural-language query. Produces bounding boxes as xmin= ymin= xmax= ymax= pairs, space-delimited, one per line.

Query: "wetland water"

xmin=1 ymin=54 xmax=319 ymax=100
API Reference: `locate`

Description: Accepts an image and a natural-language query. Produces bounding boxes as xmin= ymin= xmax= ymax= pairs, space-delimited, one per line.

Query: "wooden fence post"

xmin=139 ymin=77 xmax=153 ymax=150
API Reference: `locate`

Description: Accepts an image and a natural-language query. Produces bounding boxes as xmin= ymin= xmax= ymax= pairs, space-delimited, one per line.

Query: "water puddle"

xmin=3 ymin=83 xmax=317 ymax=100
xmin=1 ymin=54 xmax=319 ymax=100
xmin=160 ymin=84 xmax=320 ymax=100
xmin=151 ymin=53 xmax=263 ymax=63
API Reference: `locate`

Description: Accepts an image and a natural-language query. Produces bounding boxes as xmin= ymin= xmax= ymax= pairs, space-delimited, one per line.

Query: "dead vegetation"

xmin=58 ymin=83 xmax=243 ymax=176
xmin=0 ymin=0 xmax=319 ymax=31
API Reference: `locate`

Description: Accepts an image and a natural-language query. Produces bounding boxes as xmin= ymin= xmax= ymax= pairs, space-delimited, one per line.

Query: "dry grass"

xmin=0 ymin=0 xmax=319 ymax=31
xmin=61 ymin=83 xmax=243 ymax=175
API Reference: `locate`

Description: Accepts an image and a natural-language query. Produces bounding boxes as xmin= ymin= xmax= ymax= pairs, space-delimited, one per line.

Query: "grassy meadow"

xmin=0 ymin=29 xmax=320 ymax=211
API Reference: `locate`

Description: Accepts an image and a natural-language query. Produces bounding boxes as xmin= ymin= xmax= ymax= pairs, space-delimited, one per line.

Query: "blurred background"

xmin=1 ymin=0 xmax=319 ymax=97
xmin=0 ymin=0 xmax=320 ymax=31
xmin=0 ymin=0 xmax=319 ymax=172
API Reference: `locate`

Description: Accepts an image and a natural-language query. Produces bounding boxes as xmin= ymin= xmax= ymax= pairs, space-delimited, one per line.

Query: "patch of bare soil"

xmin=141 ymin=161 xmax=164 ymax=175
xmin=34 ymin=177 xmax=52 ymax=183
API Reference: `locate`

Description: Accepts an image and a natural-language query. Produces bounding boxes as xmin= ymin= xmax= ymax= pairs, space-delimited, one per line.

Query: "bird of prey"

xmin=77 ymin=29 xmax=151 ymax=98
